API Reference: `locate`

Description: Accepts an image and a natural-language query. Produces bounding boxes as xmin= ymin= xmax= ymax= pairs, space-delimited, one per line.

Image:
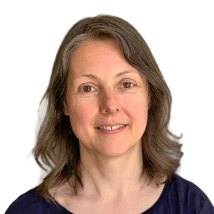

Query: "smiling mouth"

xmin=96 ymin=124 xmax=127 ymax=131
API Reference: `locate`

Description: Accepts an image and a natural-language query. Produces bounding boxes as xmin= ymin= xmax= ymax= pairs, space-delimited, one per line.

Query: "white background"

xmin=1 ymin=0 xmax=214 ymax=212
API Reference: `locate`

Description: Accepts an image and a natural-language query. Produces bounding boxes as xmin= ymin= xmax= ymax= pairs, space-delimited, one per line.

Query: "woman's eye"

xmin=81 ymin=85 xmax=94 ymax=92
xmin=121 ymin=82 xmax=135 ymax=88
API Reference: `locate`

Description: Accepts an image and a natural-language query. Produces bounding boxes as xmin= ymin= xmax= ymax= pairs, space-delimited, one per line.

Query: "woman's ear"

xmin=146 ymin=81 xmax=151 ymax=110
xmin=148 ymin=92 xmax=151 ymax=109
xmin=63 ymin=99 xmax=69 ymax=116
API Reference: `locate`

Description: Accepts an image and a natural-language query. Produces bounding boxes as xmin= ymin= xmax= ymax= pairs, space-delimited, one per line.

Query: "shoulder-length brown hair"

xmin=34 ymin=14 xmax=183 ymax=199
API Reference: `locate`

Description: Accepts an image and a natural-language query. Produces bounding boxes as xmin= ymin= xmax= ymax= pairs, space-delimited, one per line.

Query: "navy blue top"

xmin=5 ymin=174 xmax=214 ymax=214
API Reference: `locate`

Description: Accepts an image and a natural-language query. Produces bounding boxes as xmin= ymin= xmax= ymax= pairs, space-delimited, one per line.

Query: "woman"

xmin=6 ymin=15 xmax=214 ymax=213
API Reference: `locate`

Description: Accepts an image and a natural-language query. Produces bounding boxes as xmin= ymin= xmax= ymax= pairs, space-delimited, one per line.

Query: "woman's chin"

xmin=95 ymin=142 xmax=141 ymax=160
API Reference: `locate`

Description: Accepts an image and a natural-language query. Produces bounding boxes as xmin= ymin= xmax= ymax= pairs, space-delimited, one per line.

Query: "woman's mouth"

xmin=96 ymin=124 xmax=127 ymax=133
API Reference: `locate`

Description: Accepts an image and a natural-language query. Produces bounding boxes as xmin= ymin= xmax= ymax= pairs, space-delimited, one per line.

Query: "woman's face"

xmin=64 ymin=39 xmax=149 ymax=159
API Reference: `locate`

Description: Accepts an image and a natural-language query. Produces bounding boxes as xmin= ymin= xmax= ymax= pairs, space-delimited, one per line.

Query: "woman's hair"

xmin=34 ymin=14 xmax=183 ymax=199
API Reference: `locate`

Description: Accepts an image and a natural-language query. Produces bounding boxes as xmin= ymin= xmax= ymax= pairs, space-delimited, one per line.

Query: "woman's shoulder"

xmin=146 ymin=174 xmax=214 ymax=213
xmin=171 ymin=174 xmax=212 ymax=199
xmin=5 ymin=187 xmax=72 ymax=214
xmin=5 ymin=187 xmax=68 ymax=214
xmin=164 ymin=174 xmax=214 ymax=213
xmin=5 ymin=187 xmax=52 ymax=214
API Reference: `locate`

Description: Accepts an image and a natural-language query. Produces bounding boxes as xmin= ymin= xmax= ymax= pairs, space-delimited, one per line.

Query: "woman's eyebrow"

xmin=75 ymin=70 xmax=138 ymax=81
xmin=79 ymin=74 xmax=98 ymax=80
xmin=115 ymin=70 xmax=138 ymax=77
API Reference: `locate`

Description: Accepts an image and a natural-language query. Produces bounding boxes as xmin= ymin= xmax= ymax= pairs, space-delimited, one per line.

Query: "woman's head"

xmin=34 ymin=14 xmax=182 ymax=198
xmin=64 ymin=38 xmax=149 ymax=159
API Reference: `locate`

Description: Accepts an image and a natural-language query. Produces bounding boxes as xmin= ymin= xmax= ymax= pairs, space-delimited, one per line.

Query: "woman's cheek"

xmin=70 ymin=98 xmax=97 ymax=122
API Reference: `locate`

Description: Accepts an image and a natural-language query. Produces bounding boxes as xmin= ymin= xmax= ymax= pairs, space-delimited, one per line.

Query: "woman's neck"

xmin=50 ymin=142 xmax=165 ymax=214
xmin=78 ymin=142 xmax=145 ymax=198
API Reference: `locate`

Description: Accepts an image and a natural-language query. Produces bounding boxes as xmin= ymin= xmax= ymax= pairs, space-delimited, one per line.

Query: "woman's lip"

xmin=96 ymin=124 xmax=126 ymax=130
xmin=95 ymin=124 xmax=128 ymax=134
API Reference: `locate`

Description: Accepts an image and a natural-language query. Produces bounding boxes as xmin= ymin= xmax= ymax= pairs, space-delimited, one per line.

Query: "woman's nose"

xmin=99 ymin=91 xmax=121 ymax=114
